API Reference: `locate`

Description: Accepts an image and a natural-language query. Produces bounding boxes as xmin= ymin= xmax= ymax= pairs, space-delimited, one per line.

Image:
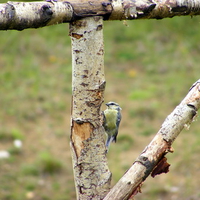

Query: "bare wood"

xmin=68 ymin=0 xmax=112 ymax=18
xmin=1 ymin=0 xmax=200 ymax=30
xmin=104 ymin=80 xmax=200 ymax=200
xmin=70 ymin=16 xmax=111 ymax=200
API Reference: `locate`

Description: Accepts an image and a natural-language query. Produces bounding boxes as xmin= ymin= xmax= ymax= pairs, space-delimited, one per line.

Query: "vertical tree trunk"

xmin=69 ymin=16 xmax=111 ymax=200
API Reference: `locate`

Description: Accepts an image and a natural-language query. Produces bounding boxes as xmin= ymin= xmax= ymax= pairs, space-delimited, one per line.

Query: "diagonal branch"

xmin=104 ymin=80 xmax=200 ymax=200
xmin=1 ymin=0 xmax=200 ymax=30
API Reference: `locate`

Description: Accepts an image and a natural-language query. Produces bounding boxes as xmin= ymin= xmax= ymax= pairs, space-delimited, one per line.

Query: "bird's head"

xmin=105 ymin=102 xmax=122 ymax=110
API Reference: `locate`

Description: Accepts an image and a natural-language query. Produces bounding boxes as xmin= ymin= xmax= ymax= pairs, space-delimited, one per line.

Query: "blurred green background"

xmin=0 ymin=1 xmax=200 ymax=199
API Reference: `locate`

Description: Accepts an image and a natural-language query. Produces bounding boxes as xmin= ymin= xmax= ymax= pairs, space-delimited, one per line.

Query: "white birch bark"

xmin=1 ymin=0 xmax=200 ymax=30
xmin=0 ymin=1 xmax=73 ymax=30
xmin=70 ymin=16 xmax=111 ymax=200
xmin=104 ymin=80 xmax=200 ymax=200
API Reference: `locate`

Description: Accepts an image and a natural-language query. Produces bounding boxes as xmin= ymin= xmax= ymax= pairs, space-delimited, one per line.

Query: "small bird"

xmin=103 ymin=101 xmax=122 ymax=152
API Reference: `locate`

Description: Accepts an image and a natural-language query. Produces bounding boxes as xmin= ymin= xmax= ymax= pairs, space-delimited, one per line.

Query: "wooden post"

xmin=69 ymin=16 xmax=111 ymax=200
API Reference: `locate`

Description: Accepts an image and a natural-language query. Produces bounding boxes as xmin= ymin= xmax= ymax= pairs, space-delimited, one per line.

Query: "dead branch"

xmin=104 ymin=80 xmax=200 ymax=200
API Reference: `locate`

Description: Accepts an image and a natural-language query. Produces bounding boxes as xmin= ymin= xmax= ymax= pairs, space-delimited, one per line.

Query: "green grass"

xmin=37 ymin=151 xmax=63 ymax=174
xmin=0 ymin=7 xmax=200 ymax=200
xmin=0 ymin=128 xmax=24 ymax=140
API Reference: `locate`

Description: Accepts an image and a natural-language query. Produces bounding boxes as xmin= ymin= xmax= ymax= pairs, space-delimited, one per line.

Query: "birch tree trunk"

xmin=69 ymin=16 xmax=111 ymax=200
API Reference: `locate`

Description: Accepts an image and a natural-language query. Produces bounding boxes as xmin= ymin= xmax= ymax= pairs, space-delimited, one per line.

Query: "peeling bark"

xmin=1 ymin=0 xmax=200 ymax=30
xmin=70 ymin=16 xmax=111 ymax=200
xmin=104 ymin=80 xmax=200 ymax=200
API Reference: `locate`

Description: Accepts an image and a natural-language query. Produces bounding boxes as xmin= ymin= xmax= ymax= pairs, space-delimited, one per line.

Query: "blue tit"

xmin=103 ymin=101 xmax=122 ymax=152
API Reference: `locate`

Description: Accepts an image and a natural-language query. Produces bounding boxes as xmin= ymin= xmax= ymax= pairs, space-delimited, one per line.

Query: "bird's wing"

xmin=116 ymin=110 xmax=121 ymax=127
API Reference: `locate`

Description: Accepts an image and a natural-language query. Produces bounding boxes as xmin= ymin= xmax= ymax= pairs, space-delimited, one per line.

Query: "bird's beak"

xmin=105 ymin=103 xmax=109 ymax=106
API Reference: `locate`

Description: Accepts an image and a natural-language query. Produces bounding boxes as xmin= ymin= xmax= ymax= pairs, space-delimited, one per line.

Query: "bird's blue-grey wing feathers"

xmin=114 ymin=109 xmax=121 ymax=142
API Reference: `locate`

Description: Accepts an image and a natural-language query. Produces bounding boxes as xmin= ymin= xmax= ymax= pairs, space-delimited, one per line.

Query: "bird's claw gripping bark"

xmin=46 ymin=0 xmax=57 ymax=2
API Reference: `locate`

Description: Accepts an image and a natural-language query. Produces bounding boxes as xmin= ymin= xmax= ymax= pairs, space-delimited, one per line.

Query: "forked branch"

xmin=104 ymin=80 xmax=200 ymax=200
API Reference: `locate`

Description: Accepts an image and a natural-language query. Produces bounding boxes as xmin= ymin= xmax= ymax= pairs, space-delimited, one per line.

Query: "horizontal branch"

xmin=0 ymin=1 xmax=73 ymax=30
xmin=1 ymin=0 xmax=200 ymax=30
xmin=104 ymin=80 xmax=200 ymax=200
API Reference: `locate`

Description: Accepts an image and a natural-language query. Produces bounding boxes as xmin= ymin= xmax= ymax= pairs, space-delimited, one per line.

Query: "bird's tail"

xmin=105 ymin=136 xmax=115 ymax=153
